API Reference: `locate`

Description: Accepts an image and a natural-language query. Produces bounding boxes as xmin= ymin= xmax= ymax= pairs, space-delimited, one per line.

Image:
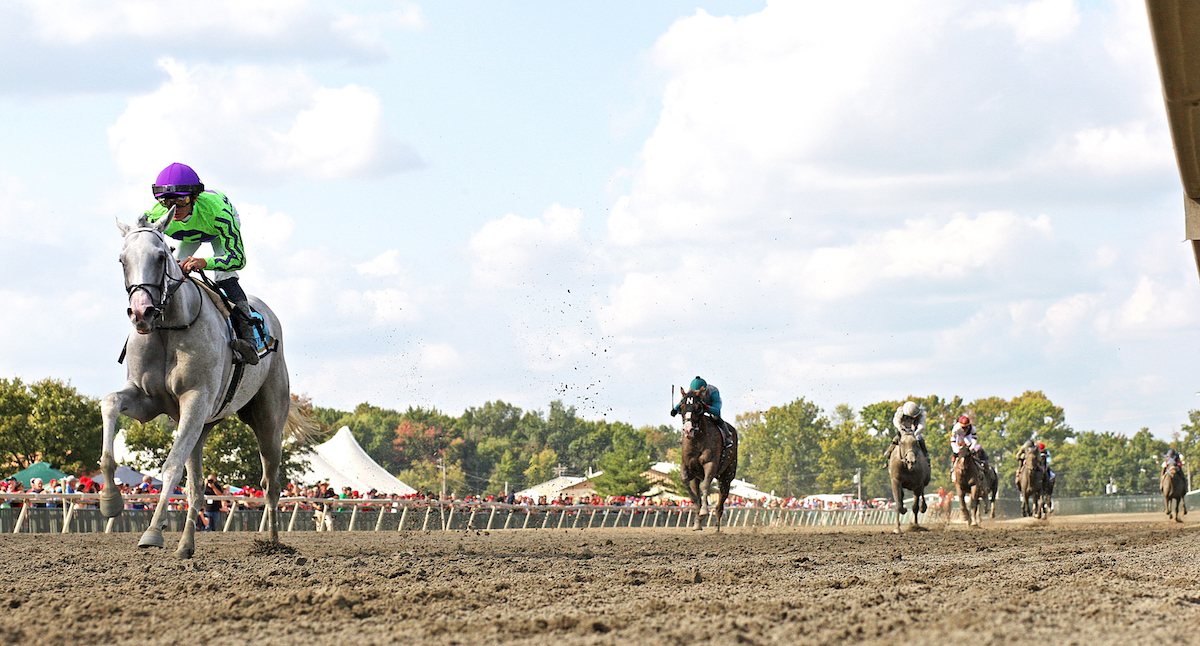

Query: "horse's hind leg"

xmin=240 ymin=380 xmax=289 ymax=544
xmin=714 ymin=479 xmax=731 ymax=533
xmin=175 ymin=433 xmax=208 ymax=560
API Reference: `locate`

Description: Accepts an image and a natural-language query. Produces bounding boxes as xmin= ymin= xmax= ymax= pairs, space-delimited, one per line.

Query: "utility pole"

xmin=438 ymin=455 xmax=447 ymax=500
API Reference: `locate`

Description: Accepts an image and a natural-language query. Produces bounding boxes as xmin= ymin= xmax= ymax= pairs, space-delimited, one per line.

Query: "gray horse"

xmin=1162 ymin=465 xmax=1188 ymax=522
xmin=888 ymin=431 xmax=930 ymax=533
xmin=100 ymin=213 xmax=312 ymax=558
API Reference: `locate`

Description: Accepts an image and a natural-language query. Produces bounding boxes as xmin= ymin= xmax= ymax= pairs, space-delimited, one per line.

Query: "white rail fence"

xmin=0 ymin=493 xmax=901 ymax=534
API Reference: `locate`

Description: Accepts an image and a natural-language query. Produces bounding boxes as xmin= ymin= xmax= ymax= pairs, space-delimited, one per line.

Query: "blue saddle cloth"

xmin=247 ymin=309 xmax=271 ymax=353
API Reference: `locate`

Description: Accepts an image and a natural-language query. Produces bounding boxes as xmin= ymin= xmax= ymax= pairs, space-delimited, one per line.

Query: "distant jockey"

xmin=885 ymin=401 xmax=929 ymax=464
xmin=1163 ymin=448 xmax=1184 ymax=475
xmin=949 ymin=415 xmax=983 ymax=482
xmin=143 ymin=163 xmax=258 ymax=365
xmin=671 ymin=376 xmax=734 ymax=450
xmin=1040 ymin=442 xmax=1055 ymax=487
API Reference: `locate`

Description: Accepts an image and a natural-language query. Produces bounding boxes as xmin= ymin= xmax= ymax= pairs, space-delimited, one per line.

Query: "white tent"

xmin=293 ymin=426 xmax=416 ymax=496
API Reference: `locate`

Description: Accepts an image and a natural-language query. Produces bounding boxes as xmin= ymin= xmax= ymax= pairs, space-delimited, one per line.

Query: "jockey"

xmin=143 ymin=163 xmax=259 ymax=365
xmin=670 ymin=376 xmax=734 ymax=450
xmin=1162 ymin=448 xmax=1184 ymax=475
xmin=1040 ymin=442 xmax=1055 ymax=487
xmin=884 ymin=401 xmax=929 ymax=463
xmin=949 ymin=415 xmax=981 ymax=481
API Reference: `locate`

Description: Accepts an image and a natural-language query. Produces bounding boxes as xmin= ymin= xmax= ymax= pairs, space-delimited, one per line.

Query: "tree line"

xmin=1 ymin=376 xmax=1196 ymax=499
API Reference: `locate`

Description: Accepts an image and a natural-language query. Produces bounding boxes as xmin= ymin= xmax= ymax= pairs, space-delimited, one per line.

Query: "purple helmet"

xmin=152 ymin=163 xmax=204 ymax=198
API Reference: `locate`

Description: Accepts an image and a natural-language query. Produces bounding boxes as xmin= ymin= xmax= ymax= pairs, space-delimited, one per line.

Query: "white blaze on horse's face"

xmin=120 ymin=228 xmax=173 ymax=334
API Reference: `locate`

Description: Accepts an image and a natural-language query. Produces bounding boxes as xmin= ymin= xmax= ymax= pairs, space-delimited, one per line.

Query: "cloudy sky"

xmin=2 ymin=0 xmax=1197 ymax=438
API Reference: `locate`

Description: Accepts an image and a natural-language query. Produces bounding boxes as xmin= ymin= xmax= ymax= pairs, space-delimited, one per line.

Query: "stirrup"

xmin=230 ymin=339 xmax=259 ymax=365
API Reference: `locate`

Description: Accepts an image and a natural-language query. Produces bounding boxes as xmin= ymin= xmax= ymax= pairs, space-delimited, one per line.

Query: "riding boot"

xmin=918 ymin=438 xmax=929 ymax=462
xmin=883 ymin=436 xmax=899 ymax=466
xmin=229 ymin=300 xmax=260 ymax=365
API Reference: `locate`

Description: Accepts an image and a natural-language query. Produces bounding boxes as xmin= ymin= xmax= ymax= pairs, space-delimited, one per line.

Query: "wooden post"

xmin=12 ymin=503 xmax=28 ymax=534
xmin=287 ymin=502 xmax=300 ymax=532
xmin=223 ymin=500 xmax=238 ymax=532
xmin=487 ymin=505 xmax=497 ymax=530
xmin=421 ymin=504 xmax=432 ymax=532
xmin=349 ymin=504 xmax=359 ymax=531
xmin=374 ymin=503 xmax=385 ymax=532
xmin=398 ymin=504 xmax=410 ymax=532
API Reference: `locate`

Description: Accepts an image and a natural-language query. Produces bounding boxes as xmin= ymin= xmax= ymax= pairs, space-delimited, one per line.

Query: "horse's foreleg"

xmin=697 ymin=462 xmax=717 ymax=520
xmin=140 ymin=393 xmax=211 ymax=549
xmin=891 ymin=478 xmax=905 ymax=534
xmin=99 ymin=381 xmax=158 ymax=518
xmin=686 ymin=477 xmax=704 ymax=530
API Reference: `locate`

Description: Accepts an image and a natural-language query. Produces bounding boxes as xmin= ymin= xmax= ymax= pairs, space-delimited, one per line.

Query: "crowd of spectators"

xmin=4 ymin=472 xmax=900 ymax=516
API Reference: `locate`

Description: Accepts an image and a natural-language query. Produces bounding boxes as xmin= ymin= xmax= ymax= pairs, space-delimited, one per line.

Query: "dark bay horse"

xmin=888 ymin=430 xmax=930 ymax=533
xmin=983 ymin=461 xmax=999 ymax=518
xmin=101 ymin=214 xmax=314 ymax=558
xmin=1017 ymin=445 xmax=1046 ymax=519
xmin=952 ymin=447 xmax=988 ymax=527
xmin=1162 ymin=465 xmax=1188 ymax=522
xmin=677 ymin=388 xmax=737 ymax=531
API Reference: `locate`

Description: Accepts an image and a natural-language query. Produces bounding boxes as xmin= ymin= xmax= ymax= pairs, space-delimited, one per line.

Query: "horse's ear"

xmin=154 ymin=208 xmax=174 ymax=233
xmin=680 ymin=387 xmax=686 ymax=396
xmin=115 ymin=217 xmax=130 ymax=237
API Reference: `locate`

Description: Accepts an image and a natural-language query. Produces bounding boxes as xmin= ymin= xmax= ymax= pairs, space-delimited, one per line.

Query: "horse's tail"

xmin=285 ymin=396 xmax=322 ymax=445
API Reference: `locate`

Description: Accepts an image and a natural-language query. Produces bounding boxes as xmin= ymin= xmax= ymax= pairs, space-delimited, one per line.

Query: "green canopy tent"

xmin=6 ymin=461 xmax=69 ymax=488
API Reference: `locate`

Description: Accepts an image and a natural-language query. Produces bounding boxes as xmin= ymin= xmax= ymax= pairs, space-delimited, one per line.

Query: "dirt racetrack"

xmin=1 ymin=513 xmax=1197 ymax=646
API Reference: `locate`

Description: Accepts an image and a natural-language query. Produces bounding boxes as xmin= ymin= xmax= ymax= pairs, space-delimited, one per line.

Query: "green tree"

xmin=815 ymin=404 xmax=877 ymax=495
xmin=524 ymin=447 xmax=558 ymax=485
xmin=396 ymin=458 xmax=467 ymax=498
xmin=0 ymin=378 xmax=102 ymax=475
xmin=592 ymin=425 xmax=651 ymax=496
xmin=0 ymin=378 xmax=35 ymax=472
xmin=737 ymin=397 xmax=829 ymax=498
xmin=487 ymin=449 xmax=528 ymax=494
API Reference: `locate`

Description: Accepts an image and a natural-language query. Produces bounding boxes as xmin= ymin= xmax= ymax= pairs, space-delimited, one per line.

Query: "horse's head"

xmin=116 ymin=213 xmax=178 ymax=334
xmin=898 ymin=432 xmax=921 ymax=468
xmin=678 ymin=387 xmax=707 ymax=439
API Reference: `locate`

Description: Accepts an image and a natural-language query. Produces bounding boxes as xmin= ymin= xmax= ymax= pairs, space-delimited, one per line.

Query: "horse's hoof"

xmin=138 ymin=529 xmax=164 ymax=549
xmin=174 ymin=547 xmax=194 ymax=560
xmin=99 ymin=492 xmax=124 ymax=518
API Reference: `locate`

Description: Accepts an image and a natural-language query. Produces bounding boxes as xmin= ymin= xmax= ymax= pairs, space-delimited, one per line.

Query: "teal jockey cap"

xmin=689 ymin=376 xmax=706 ymax=391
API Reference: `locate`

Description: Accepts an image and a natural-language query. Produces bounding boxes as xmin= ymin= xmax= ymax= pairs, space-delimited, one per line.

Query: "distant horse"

xmin=100 ymin=214 xmax=314 ymax=558
xmin=1017 ymin=445 xmax=1046 ymax=519
xmin=952 ymin=447 xmax=987 ymax=527
xmin=677 ymin=388 xmax=737 ymax=531
xmin=1162 ymin=465 xmax=1188 ymax=522
xmin=888 ymin=431 xmax=930 ymax=533
xmin=983 ymin=461 xmax=999 ymax=518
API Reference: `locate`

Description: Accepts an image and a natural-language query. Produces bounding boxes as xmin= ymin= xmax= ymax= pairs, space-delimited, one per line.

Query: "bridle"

xmin=123 ymin=227 xmax=203 ymax=331
xmin=680 ymin=393 xmax=707 ymax=439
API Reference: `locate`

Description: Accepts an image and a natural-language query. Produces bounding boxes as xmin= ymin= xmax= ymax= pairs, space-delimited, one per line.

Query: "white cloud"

xmin=235 ymin=203 xmax=294 ymax=253
xmin=107 ymin=58 xmax=420 ymax=185
xmin=981 ymin=0 xmax=1082 ymax=47
xmin=794 ymin=212 xmax=1056 ymax=299
xmin=1060 ymin=123 xmax=1174 ymax=174
xmin=0 ymin=0 xmax=425 ymax=93
xmin=355 ymin=250 xmax=403 ymax=277
xmin=468 ymin=204 xmax=587 ymax=288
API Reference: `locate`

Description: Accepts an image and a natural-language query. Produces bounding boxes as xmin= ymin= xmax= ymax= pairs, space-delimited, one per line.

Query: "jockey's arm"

xmin=706 ymin=387 xmax=722 ymax=417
